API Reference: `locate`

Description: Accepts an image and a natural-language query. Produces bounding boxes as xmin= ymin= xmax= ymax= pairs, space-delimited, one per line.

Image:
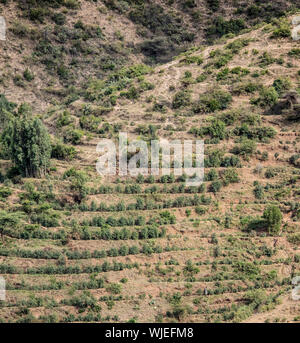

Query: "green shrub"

xmin=180 ymin=55 xmax=203 ymax=65
xmin=139 ymin=81 xmax=155 ymax=91
xmin=63 ymin=128 xmax=84 ymax=145
xmin=265 ymin=168 xmax=276 ymax=179
xmin=271 ymin=19 xmax=291 ymax=38
xmin=225 ymin=38 xmax=250 ymax=53
xmin=242 ymin=113 xmax=261 ymax=126
xmin=196 ymin=73 xmax=207 ymax=82
xmin=288 ymin=49 xmax=300 ymax=58
xmin=207 ymin=16 xmax=246 ymax=38
xmin=272 ymin=77 xmax=291 ymax=94
xmin=204 ymin=149 xmax=224 ymax=167
xmin=10 ymin=22 xmax=31 ymax=37
xmin=206 ymin=168 xmax=218 ymax=181
xmin=231 ymin=138 xmax=256 ymax=157
xmin=244 ymin=289 xmax=269 ymax=310
xmin=56 ymin=111 xmax=73 ymax=128
xmin=64 ymin=168 xmax=88 ymax=203
xmin=29 ymin=7 xmax=49 ymax=23
xmin=234 ymin=305 xmax=253 ymax=322
xmin=0 ymin=210 xmax=22 ymax=238
xmin=31 ymin=211 xmax=60 ymax=227
xmin=0 ymin=187 xmax=12 ymax=200
xmin=230 ymin=66 xmax=250 ymax=76
xmin=129 ymin=3 xmax=194 ymax=43
xmin=13 ymin=74 xmax=25 ymax=88
xmin=172 ymin=90 xmax=191 ymax=109
xmin=253 ymin=87 xmax=278 ymax=107
xmin=193 ymin=89 xmax=232 ymax=113
xmin=51 ymin=142 xmax=77 ymax=161
xmin=79 ymin=115 xmax=101 ymax=132
xmin=216 ymin=68 xmax=229 ymax=81
xmin=219 ymin=109 xmax=240 ymax=125
xmin=106 ymin=283 xmax=122 ymax=295
xmin=221 ymin=168 xmax=239 ymax=186
xmin=289 ymin=154 xmax=300 ymax=167
xmin=195 ymin=206 xmax=206 ymax=215
xmin=234 ymin=124 xmax=276 ymax=142
xmin=210 ymin=180 xmax=222 ymax=193
xmin=57 ymin=65 xmax=70 ymax=80
xmin=221 ymin=155 xmax=241 ymax=167
xmin=234 ymin=261 xmax=260 ymax=278
xmin=232 ymin=82 xmax=262 ymax=95
xmin=23 ymin=68 xmax=34 ymax=82
xmin=120 ymin=86 xmax=140 ymax=100
xmin=213 ymin=52 xmax=233 ymax=68
xmin=62 ymin=293 xmax=98 ymax=310
xmin=253 ymin=183 xmax=264 ymax=199
xmin=204 ymin=119 xmax=226 ymax=139
xmin=258 ymin=51 xmax=276 ymax=67
xmin=51 ymin=12 xmax=66 ymax=25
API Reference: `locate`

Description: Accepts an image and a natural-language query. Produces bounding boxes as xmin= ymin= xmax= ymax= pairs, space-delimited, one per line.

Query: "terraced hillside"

xmin=0 ymin=1 xmax=300 ymax=323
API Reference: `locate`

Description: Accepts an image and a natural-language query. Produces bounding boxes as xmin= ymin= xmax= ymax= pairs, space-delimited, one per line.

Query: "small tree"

xmin=263 ymin=205 xmax=282 ymax=235
xmin=63 ymin=168 xmax=88 ymax=203
xmin=2 ymin=116 xmax=51 ymax=177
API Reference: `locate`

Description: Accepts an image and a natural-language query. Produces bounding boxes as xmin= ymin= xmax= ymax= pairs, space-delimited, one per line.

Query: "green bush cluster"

xmin=51 ymin=141 xmax=77 ymax=160
xmin=272 ymin=77 xmax=291 ymax=95
xmin=207 ymin=16 xmax=246 ymax=39
xmin=193 ymin=89 xmax=232 ymax=113
xmin=234 ymin=124 xmax=276 ymax=142
xmin=172 ymin=90 xmax=191 ymax=109
xmin=231 ymin=138 xmax=257 ymax=158
xmin=271 ymin=18 xmax=291 ymax=38
xmin=251 ymin=87 xmax=278 ymax=107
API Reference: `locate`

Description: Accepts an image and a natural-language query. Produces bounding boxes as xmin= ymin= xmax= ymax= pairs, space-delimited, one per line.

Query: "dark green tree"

xmin=2 ymin=116 xmax=51 ymax=177
xmin=263 ymin=205 xmax=283 ymax=235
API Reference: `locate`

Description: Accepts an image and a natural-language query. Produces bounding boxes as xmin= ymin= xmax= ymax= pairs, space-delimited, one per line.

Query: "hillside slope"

xmin=1 ymin=0 xmax=299 ymax=111
xmin=0 ymin=1 xmax=300 ymax=323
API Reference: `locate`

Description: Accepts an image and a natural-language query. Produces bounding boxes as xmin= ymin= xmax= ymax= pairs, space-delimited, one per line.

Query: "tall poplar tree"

xmin=2 ymin=116 xmax=51 ymax=177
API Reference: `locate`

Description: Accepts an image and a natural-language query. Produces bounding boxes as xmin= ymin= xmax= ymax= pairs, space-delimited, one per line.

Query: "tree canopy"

xmin=2 ymin=116 xmax=51 ymax=178
xmin=263 ymin=205 xmax=283 ymax=235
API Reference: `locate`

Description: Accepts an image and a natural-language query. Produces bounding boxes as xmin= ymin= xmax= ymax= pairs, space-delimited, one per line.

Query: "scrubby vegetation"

xmin=0 ymin=0 xmax=299 ymax=325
